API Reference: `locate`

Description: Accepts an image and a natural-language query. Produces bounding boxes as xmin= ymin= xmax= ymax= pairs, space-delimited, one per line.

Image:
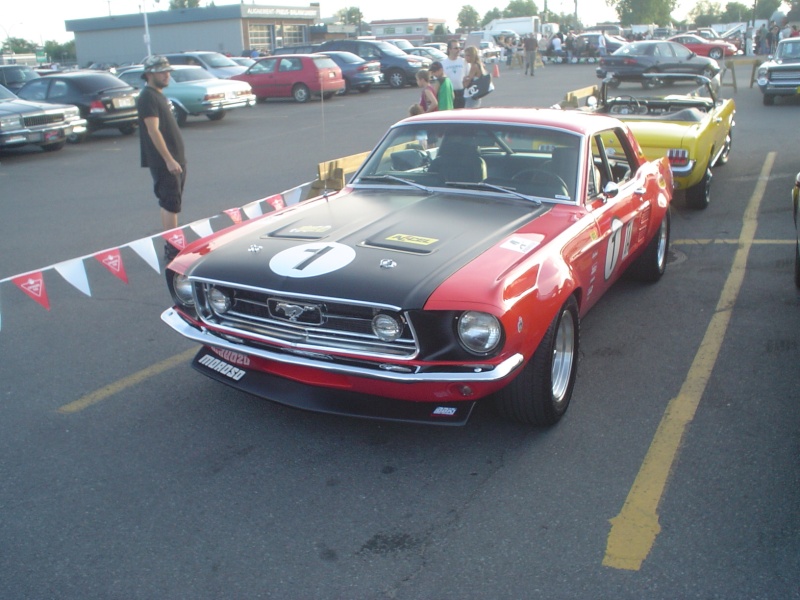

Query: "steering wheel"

xmin=610 ymin=95 xmax=644 ymax=115
xmin=511 ymin=169 xmax=570 ymax=197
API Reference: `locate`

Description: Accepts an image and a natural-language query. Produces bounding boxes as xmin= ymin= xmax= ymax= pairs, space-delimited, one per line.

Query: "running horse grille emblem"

xmin=269 ymin=299 xmax=324 ymax=324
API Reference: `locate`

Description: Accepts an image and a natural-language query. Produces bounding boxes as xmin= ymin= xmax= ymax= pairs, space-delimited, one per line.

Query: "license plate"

xmin=44 ymin=130 xmax=63 ymax=142
xmin=113 ymin=97 xmax=135 ymax=108
xmin=373 ymin=75 xmax=382 ymax=82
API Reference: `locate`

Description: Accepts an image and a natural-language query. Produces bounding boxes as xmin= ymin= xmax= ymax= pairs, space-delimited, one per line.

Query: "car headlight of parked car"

xmin=456 ymin=311 xmax=502 ymax=355
xmin=0 ymin=115 xmax=22 ymax=130
xmin=171 ymin=272 xmax=195 ymax=307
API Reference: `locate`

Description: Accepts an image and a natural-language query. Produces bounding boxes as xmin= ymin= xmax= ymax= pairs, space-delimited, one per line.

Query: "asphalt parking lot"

xmin=1 ymin=62 xmax=798 ymax=599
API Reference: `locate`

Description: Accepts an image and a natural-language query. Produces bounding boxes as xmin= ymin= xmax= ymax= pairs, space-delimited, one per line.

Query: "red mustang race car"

xmin=162 ymin=108 xmax=673 ymax=426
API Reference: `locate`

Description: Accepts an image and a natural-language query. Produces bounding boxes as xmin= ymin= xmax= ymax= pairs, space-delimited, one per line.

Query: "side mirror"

xmin=603 ymin=181 xmax=619 ymax=198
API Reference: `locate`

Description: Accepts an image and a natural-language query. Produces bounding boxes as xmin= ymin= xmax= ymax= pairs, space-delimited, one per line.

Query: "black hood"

xmin=188 ymin=188 xmax=550 ymax=309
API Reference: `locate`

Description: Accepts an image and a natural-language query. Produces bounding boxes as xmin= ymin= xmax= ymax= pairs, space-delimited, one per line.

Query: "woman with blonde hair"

xmin=463 ymin=46 xmax=487 ymax=108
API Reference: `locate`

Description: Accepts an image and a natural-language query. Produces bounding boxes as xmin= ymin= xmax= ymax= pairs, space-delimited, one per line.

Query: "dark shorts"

xmin=150 ymin=164 xmax=186 ymax=213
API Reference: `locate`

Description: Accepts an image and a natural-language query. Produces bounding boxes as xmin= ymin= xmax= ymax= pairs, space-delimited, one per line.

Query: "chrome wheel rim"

xmin=551 ymin=310 xmax=575 ymax=403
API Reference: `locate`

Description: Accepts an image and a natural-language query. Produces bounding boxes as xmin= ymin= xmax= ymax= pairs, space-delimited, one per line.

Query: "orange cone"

xmin=492 ymin=62 xmax=500 ymax=78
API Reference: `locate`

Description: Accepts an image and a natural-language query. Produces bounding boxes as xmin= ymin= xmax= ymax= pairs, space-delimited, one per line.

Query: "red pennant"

xmin=12 ymin=272 xmax=50 ymax=310
xmin=94 ymin=248 xmax=129 ymax=284
xmin=224 ymin=208 xmax=243 ymax=224
xmin=162 ymin=230 xmax=187 ymax=251
xmin=264 ymin=194 xmax=285 ymax=211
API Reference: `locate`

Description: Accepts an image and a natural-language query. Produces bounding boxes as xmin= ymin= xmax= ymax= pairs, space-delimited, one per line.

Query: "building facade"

xmin=65 ymin=4 xmax=320 ymax=66
xmin=369 ymin=18 xmax=447 ymax=43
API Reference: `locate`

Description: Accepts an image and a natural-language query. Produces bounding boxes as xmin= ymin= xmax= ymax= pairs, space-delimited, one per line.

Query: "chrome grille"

xmin=770 ymin=70 xmax=800 ymax=81
xmin=23 ymin=113 xmax=65 ymax=127
xmin=192 ymin=280 xmax=419 ymax=359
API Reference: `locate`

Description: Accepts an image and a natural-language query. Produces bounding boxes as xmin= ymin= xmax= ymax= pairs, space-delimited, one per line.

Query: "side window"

xmin=168 ymin=56 xmax=187 ymax=65
xmin=673 ymin=44 xmax=691 ymax=59
xmin=358 ymin=43 xmax=379 ymax=59
xmin=19 ymin=78 xmax=49 ymax=101
xmin=251 ymin=58 xmax=277 ymax=74
xmin=279 ymin=58 xmax=301 ymax=72
xmin=49 ymin=80 xmax=70 ymax=100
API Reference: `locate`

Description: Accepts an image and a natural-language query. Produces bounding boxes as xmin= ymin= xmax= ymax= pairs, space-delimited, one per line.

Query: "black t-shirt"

xmin=137 ymin=84 xmax=185 ymax=168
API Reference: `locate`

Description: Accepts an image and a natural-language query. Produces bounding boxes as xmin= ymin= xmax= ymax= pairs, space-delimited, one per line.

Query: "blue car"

xmin=316 ymin=51 xmax=383 ymax=93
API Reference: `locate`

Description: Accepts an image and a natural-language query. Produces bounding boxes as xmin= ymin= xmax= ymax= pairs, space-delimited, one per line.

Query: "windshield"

xmin=354 ymin=122 xmax=582 ymax=203
xmin=0 ymin=86 xmax=17 ymax=100
xmin=376 ymin=42 xmax=408 ymax=57
xmin=199 ymin=53 xmax=238 ymax=68
xmin=778 ymin=40 xmax=800 ymax=60
xmin=171 ymin=67 xmax=216 ymax=82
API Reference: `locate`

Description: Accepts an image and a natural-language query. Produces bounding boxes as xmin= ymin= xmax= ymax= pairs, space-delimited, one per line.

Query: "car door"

xmin=584 ymin=128 xmax=652 ymax=305
xmin=275 ymin=57 xmax=303 ymax=96
xmin=243 ymin=58 xmax=278 ymax=98
xmin=670 ymin=42 xmax=702 ymax=74
xmin=653 ymin=41 xmax=679 ymax=71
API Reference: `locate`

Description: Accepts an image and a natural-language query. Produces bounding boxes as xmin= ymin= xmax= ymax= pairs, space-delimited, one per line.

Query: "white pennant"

xmin=283 ymin=181 xmax=313 ymax=206
xmin=190 ymin=219 xmax=214 ymax=239
xmin=242 ymin=200 xmax=263 ymax=219
xmin=128 ymin=237 xmax=161 ymax=273
xmin=54 ymin=258 xmax=91 ymax=296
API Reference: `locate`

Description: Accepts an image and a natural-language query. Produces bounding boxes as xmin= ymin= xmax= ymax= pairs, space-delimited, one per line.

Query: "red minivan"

xmin=232 ymin=54 xmax=345 ymax=103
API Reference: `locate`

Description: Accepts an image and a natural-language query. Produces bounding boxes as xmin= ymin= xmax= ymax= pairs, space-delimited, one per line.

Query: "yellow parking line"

xmin=57 ymin=348 xmax=196 ymax=414
xmin=673 ymin=238 xmax=793 ymax=245
xmin=602 ymin=151 xmax=776 ymax=571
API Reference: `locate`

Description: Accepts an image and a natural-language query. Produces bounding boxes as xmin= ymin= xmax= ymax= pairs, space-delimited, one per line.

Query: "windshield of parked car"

xmin=354 ymin=122 xmax=583 ymax=203
xmin=0 ymin=86 xmax=16 ymax=100
xmin=376 ymin=42 xmax=409 ymax=57
xmin=198 ymin=53 xmax=239 ymax=68
xmin=777 ymin=41 xmax=800 ymax=60
xmin=171 ymin=67 xmax=216 ymax=82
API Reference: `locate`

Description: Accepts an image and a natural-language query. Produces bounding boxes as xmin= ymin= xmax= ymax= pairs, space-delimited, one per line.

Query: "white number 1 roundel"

xmin=605 ymin=217 xmax=623 ymax=280
xmin=269 ymin=242 xmax=356 ymax=278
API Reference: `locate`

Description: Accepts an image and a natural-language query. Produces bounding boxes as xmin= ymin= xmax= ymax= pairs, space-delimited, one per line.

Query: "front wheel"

xmin=292 ymin=83 xmax=310 ymax=103
xmin=627 ymin=210 xmax=670 ymax=282
xmin=716 ymin=134 xmax=732 ymax=166
xmin=686 ymin=167 xmax=712 ymax=209
xmin=174 ymin=106 xmax=188 ymax=127
xmin=494 ymin=296 xmax=580 ymax=426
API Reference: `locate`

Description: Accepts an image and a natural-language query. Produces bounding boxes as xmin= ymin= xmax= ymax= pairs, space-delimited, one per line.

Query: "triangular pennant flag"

xmin=12 ymin=272 xmax=50 ymax=310
xmin=54 ymin=258 xmax=92 ymax=296
xmin=242 ymin=200 xmax=263 ymax=220
xmin=128 ymin=237 xmax=161 ymax=273
xmin=282 ymin=182 xmax=311 ymax=206
xmin=263 ymin=194 xmax=285 ymax=212
xmin=190 ymin=219 xmax=214 ymax=239
xmin=163 ymin=229 xmax=187 ymax=251
xmin=94 ymin=248 xmax=129 ymax=284
xmin=224 ymin=208 xmax=243 ymax=224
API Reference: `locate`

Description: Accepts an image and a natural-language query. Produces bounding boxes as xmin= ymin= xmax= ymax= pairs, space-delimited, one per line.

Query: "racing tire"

xmin=627 ymin=210 xmax=670 ymax=282
xmin=686 ymin=167 xmax=712 ymax=210
xmin=708 ymin=48 xmax=723 ymax=60
xmin=292 ymin=84 xmax=310 ymax=103
xmin=494 ymin=296 xmax=580 ymax=427
xmin=174 ymin=107 xmax=188 ymax=127
xmin=762 ymin=93 xmax=775 ymax=106
xmin=206 ymin=112 xmax=225 ymax=121
xmin=387 ymin=69 xmax=406 ymax=89
xmin=118 ymin=123 xmax=136 ymax=135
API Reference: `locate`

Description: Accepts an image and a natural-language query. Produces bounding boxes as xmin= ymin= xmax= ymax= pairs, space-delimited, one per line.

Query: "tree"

xmin=720 ymin=2 xmax=750 ymax=22
xmin=336 ymin=7 xmax=364 ymax=25
xmin=503 ymin=0 xmax=539 ymax=17
xmin=688 ymin=0 xmax=722 ymax=25
xmin=755 ymin=0 xmax=783 ymax=20
xmin=43 ymin=40 xmax=76 ymax=62
xmin=169 ymin=0 xmax=201 ymax=8
xmin=605 ymin=0 xmax=678 ymax=25
xmin=481 ymin=8 xmax=503 ymax=26
xmin=1 ymin=37 xmax=37 ymax=54
xmin=458 ymin=5 xmax=480 ymax=30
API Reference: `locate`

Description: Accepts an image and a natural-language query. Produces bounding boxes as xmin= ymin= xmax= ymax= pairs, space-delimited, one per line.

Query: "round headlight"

xmin=372 ymin=313 xmax=403 ymax=342
xmin=208 ymin=287 xmax=231 ymax=314
xmin=457 ymin=311 xmax=502 ymax=355
xmin=172 ymin=273 xmax=194 ymax=306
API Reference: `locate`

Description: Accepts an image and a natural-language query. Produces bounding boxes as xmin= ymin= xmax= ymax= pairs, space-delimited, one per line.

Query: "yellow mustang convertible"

xmin=585 ymin=74 xmax=735 ymax=209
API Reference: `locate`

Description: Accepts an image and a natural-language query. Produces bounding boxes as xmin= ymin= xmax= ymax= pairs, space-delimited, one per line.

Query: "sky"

xmin=3 ymin=0 xmax=628 ymax=45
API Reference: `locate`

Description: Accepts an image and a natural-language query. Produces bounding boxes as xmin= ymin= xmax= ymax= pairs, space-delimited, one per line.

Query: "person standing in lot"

xmin=137 ymin=55 xmax=186 ymax=258
xmin=442 ymin=39 xmax=467 ymax=108
xmin=429 ymin=61 xmax=454 ymax=110
xmin=523 ymin=34 xmax=537 ymax=76
xmin=415 ymin=69 xmax=438 ymax=112
xmin=462 ymin=46 xmax=487 ymax=109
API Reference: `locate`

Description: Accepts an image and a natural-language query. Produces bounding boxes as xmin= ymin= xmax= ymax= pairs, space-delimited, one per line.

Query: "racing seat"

xmin=429 ymin=140 xmax=487 ymax=183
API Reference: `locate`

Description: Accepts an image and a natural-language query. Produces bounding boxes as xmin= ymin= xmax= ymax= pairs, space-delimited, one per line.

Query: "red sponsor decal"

xmin=94 ymin=248 xmax=128 ymax=283
xmin=162 ymin=230 xmax=186 ymax=251
xmin=12 ymin=272 xmax=50 ymax=310
xmin=224 ymin=208 xmax=243 ymax=224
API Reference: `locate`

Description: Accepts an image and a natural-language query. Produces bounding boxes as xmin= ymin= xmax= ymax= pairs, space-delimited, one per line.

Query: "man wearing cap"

xmin=137 ymin=55 xmax=186 ymax=253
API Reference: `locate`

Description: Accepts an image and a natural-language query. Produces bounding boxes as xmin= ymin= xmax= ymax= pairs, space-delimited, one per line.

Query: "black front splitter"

xmin=191 ymin=347 xmax=476 ymax=426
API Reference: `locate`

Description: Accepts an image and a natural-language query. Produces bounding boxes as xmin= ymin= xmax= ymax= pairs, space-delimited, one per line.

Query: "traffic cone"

xmin=492 ymin=62 xmax=500 ymax=78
